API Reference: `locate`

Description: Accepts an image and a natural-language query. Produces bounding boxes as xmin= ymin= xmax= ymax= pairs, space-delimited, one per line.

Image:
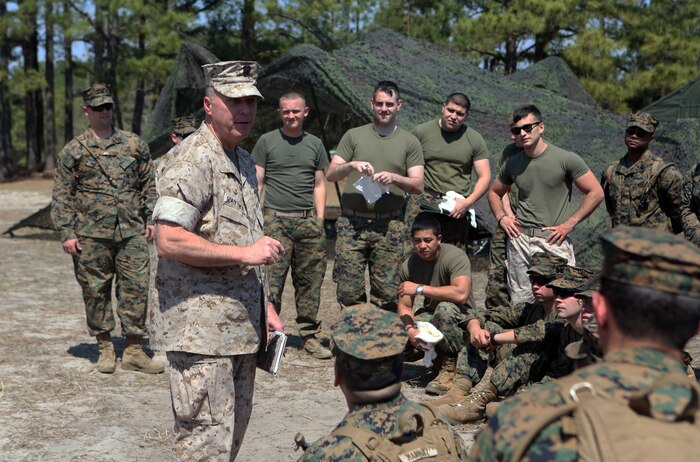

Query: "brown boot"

xmin=96 ymin=333 xmax=116 ymax=374
xmin=303 ymin=337 xmax=332 ymax=360
xmin=423 ymin=376 xmax=472 ymax=406
xmin=438 ymin=381 xmax=498 ymax=424
xmin=122 ymin=336 xmax=165 ymax=374
xmin=426 ymin=355 xmax=457 ymax=395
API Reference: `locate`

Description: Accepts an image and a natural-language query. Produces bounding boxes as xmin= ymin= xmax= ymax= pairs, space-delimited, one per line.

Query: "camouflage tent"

xmin=6 ymin=30 xmax=700 ymax=267
xmin=642 ymin=76 xmax=700 ymax=123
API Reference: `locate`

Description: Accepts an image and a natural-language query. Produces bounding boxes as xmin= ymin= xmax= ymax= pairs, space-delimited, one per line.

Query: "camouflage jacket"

xmin=148 ymin=125 xmax=268 ymax=356
xmin=51 ymin=128 xmax=156 ymax=242
xmin=470 ymin=348 xmax=695 ymax=461
xmin=680 ymin=163 xmax=700 ymax=246
xmin=299 ymin=393 xmax=468 ymax=461
xmin=601 ymin=150 xmax=683 ymax=232
xmin=470 ymin=302 xmax=563 ymax=344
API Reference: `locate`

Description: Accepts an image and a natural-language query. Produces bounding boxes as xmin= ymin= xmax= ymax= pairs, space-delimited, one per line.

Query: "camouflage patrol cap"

xmin=81 ymin=83 xmax=114 ymax=107
xmin=331 ymin=304 xmax=406 ymax=390
xmin=627 ymin=111 xmax=659 ymax=134
xmin=600 ymin=226 xmax=700 ymax=297
xmin=548 ymin=266 xmax=596 ymax=292
xmin=202 ymin=61 xmax=264 ymax=100
xmin=526 ymin=252 xmax=569 ymax=279
xmin=575 ymin=275 xmax=600 ymax=300
xmin=171 ymin=116 xmax=199 ymax=136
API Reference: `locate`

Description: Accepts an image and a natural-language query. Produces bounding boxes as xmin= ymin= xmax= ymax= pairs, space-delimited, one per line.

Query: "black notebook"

xmin=256 ymin=331 xmax=287 ymax=375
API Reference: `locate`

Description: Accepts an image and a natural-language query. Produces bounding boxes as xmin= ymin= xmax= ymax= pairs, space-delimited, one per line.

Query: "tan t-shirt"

xmin=335 ymin=124 xmax=424 ymax=213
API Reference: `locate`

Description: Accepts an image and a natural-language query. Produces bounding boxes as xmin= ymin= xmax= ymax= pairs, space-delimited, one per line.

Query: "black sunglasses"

xmin=528 ymin=275 xmax=551 ymax=286
xmin=510 ymin=121 xmax=541 ymax=135
xmin=625 ymin=127 xmax=651 ymax=138
xmin=553 ymin=288 xmax=579 ymax=298
xmin=91 ymin=104 xmax=113 ymax=113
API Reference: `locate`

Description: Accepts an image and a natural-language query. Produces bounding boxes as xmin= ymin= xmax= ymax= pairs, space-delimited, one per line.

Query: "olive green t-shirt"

xmin=335 ymin=124 xmax=424 ymax=213
xmin=411 ymin=120 xmax=489 ymax=195
xmin=252 ymin=129 xmax=328 ymax=211
xmin=498 ymin=142 xmax=522 ymax=212
xmin=498 ymin=144 xmax=590 ymax=228
xmin=399 ymin=243 xmax=474 ymax=312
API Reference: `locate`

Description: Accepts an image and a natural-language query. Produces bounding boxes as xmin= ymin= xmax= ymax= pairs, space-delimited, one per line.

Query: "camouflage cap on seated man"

xmin=548 ymin=266 xmax=597 ymax=293
xmin=81 ymin=83 xmax=114 ymax=107
xmin=627 ymin=111 xmax=659 ymax=134
xmin=601 ymin=226 xmax=700 ymax=297
xmin=171 ymin=116 xmax=199 ymax=137
xmin=331 ymin=303 xmax=406 ymax=390
xmin=526 ymin=252 xmax=569 ymax=280
xmin=202 ymin=61 xmax=264 ymax=100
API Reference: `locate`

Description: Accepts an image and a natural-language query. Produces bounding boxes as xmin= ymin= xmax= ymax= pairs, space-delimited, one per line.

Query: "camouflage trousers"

xmin=414 ymin=302 xmax=468 ymax=355
xmin=404 ymin=193 xmax=478 ymax=254
xmin=456 ymin=341 xmax=550 ymax=396
xmin=167 ymin=352 xmax=256 ymax=462
xmin=71 ymin=234 xmax=149 ymax=337
xmin=507 ymin=234 xmax=575 ymax=305
xmin=484 ymin=225 xmax=510 ymax=309
xmin=333 ymin=216 xmax=405 ymax=311
xmin=264 ymin=215 xmax=327 ymax=337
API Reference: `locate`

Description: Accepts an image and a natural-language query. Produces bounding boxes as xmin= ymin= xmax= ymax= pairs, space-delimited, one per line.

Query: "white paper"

xmin=353 ymin=175 xmax=389 ymax=205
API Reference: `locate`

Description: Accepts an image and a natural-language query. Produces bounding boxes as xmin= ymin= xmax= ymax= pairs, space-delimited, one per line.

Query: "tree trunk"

xmin=131 ymin=14 xmax=146 ymax=135
xmin=63 ymin=0 xmax=73 ymax=143
xmin=93 ymin=1 xmax=105 ymax=82
xmin=241 ymin=0 xmax=255 ymax=59
xmin=504 ymin=36 xmax=517 ymax=75
xmin=21 ymin=1 xmax=42 ymax=174
xmin=106 ymin=4 xmax=122 ymax=129
xmin=0 ymin=0 xmax=14 ymax=180
xmin=44 ymin=0 xmax=56 ymax=172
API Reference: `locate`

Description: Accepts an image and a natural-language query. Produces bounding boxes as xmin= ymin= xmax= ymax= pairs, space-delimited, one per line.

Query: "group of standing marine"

xmin=49 ymin=58 xmax=700 ymax=461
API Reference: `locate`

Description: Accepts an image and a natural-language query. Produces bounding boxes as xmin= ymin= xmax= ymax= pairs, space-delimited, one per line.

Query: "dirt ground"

xmin=0 ymin=178 xmax=697 ymax=462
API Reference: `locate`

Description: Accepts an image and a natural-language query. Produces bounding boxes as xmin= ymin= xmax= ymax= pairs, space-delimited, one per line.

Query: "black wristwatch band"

xmin=489 ymin=332 xmax=499 ymax=346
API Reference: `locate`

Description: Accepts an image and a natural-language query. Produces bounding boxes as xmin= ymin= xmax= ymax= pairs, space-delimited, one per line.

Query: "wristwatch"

xmin=267 ymin=294 xmax=276 ymax=305
xmin=416 ymin=285 xmax=425 ymax=296
xmin=489 ymin=332 xmax=499 ymax=346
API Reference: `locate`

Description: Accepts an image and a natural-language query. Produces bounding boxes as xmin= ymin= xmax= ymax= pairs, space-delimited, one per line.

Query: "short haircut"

xmin=411 ymin=212 xmax=441 ymax=237
xmin=374 ymin=81 xmax=400 ymax=100
xmin=279 ymin=91 xmax=306 ymax=107
xmin=445 ymin=93 xmax=470 ymax=111
xmin=512 ymin=105 xmax=542 ymax=124
xmin=600 ymin=279 xmax=700 ymax=351
xmin=205 ymin=84 xmax=216 ymax=100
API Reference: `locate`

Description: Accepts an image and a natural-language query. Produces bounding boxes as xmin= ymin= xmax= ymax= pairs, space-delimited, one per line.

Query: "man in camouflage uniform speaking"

xmin=253 ymin=91 xmax=331 ymax=360
xmin=471 ymin=226 xmax=700 ymax=460
xmin=51 ymin=83 xmax=163 ymax=375
xmin=326 ymin=80 xmax=424 ymax=311
xmin=298 ymin=303 xmax=468 ymax=461
xmin=601 ymin=111 xmax=683 ymax=233
xmin=149 ymin=61 xmax=284 ymax=461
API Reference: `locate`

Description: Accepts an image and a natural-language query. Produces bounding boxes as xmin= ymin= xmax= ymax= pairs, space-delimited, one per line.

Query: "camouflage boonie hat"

xmin=627 ymin=111 xmax=659 ymax=134
xmin=600 ymin=226 xmax=700 ymax=297
xmin=202 ymin=61 xmax=264 ymax=100
xmin=526 ymin=252 xmax=568 ymax=279
xmin=81 ymin=83 xmax=113 ymax=107
xmin=331 ymin=304 xmax=406 ymax=389
xmin=171 ymin=116 xmax=199 ymax=136
xmin=548 ymin=266 xmax=597 ymax=292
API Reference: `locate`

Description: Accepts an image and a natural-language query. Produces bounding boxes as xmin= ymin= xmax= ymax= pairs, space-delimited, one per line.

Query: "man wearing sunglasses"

xmin=601 ymin=111 xmax=683 ymax=233
xmin=51 ymin=83 xmax=163 ymax=375
xmin=488 ymin=105 xmax=603 ymax=305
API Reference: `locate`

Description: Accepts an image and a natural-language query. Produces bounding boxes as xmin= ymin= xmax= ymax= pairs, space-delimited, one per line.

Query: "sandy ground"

xmin=0 ymin=178 xmax=697 ymax=462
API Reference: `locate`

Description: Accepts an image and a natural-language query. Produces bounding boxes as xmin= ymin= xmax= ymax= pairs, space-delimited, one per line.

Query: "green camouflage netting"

xmin=6 ymin=30 xmax=700 ymax=268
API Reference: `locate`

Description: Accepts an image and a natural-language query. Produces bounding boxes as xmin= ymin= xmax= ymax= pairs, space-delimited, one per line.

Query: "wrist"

xmin=489 ymin=332 xmax=499 ymax=346
xmin=497 ymin=214 xmax=506 ymax=225
xmin=415 ymin=284 xmax=425 ymax=296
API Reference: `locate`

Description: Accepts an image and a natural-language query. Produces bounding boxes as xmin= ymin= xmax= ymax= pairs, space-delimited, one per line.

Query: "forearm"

xmin=491 ymin=329 xmax=516 ymax=345
xmin=313 ymin=177 xmax=326 ymax=219
xmin=422 ymin=284 xmax=468 ymax=305
xmin=397 ymin=296 xmax=416 ymax=327
xmin=563 ymin=189 xmax=604 ymax=228
xmin=465 ymin=175 xmax=490 ymax=205
xmin=391 ymin=173 xmax=423 ymax=194
xmin=488 ymin=188 xmax=507 ymax=219
xmin=502 ymin=194 xmax=514 ymax=217
xmin=325 ymin=161 xmax=355 ymax=182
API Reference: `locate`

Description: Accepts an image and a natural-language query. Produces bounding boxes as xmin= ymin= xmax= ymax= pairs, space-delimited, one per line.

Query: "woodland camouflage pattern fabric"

xmin=627 ymin=111 xmax=659 ymax=133
xmin=601 ymin=149 xmax=683 ymax=232
xmin=51 ymin=128 xmax=156 ymax=242
xmin=149 ymin=125 xmax=267 ymax=355
xmin=547 ymin=266 xmax=596 ymax=290
xmin=680 ymin=162 xmax=700 ymax=246
xmin=470 ymin=348 xmax=697 ymax=461
xmin=601 ymin=226 xmax=700 ymax=297
xmin=171 ymin=116 xmax=199 ymax=136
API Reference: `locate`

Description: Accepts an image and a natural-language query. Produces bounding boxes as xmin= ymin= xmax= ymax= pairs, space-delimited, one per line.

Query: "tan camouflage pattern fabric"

xmin=680 ymin=162 xmax=700 ymax=246
xmin=202 ymin=61 xmax=264 ymax=99
xmin=600 ymin=226 xmax=700 ymax=297
xmin=265 ymin=215 xmax=327 ymax=337
xmin=333 ymin=216 xmax=406 ymax=310
xmin=81 ymin=83 xmax=114 ymax=107
xmin=171 ymin=116 xmax=199 ymax=136
xmin=627 ymin=111 xmax=659 ymax=133
xmin=601 ymin=150 xmax=683 ymax=231
xmin=471 ymin=348 xmax=697 ymax=461
xmin=167 ymin=352 xmax=256 ymax=461
xmin=149 ymin=124 xmax=267 ymax=355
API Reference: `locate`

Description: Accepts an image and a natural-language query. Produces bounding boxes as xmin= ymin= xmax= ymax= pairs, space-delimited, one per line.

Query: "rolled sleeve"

xmin=152 ymin=196 xmax=200 ymax=231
